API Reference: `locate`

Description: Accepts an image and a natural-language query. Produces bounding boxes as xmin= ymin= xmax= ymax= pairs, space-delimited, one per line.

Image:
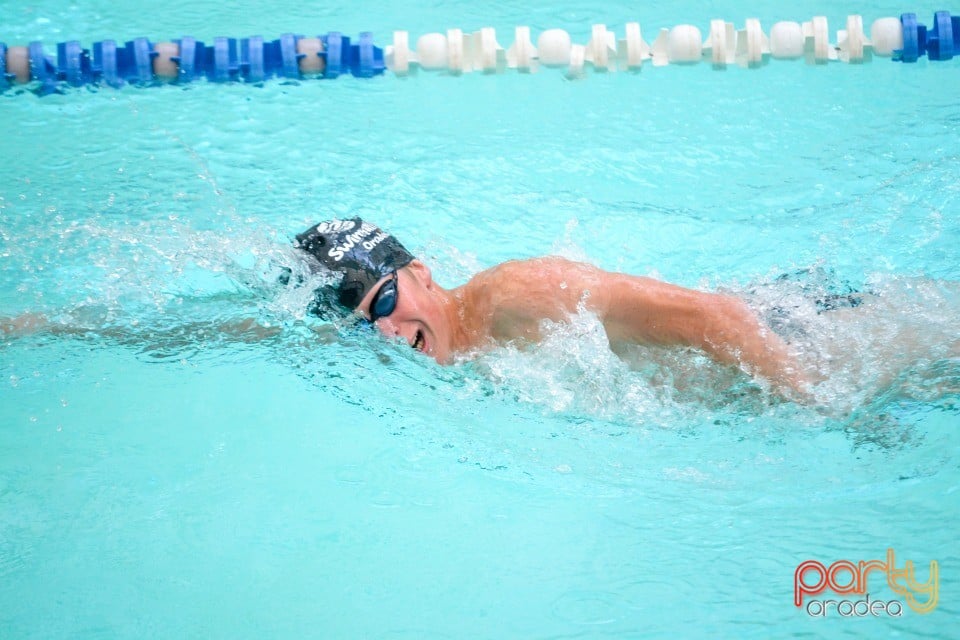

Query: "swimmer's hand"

xmin=0 ymin=313 xmax=50 ymax=338
xmin=216 ymin=318 xmax=282 ymax=341
xmin=770 ymin=366 xmax=820 ymax=405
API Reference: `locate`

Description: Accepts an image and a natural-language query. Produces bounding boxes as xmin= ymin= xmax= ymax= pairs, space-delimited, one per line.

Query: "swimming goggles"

xmin=368 ymin=271 xmax=399 ymax=322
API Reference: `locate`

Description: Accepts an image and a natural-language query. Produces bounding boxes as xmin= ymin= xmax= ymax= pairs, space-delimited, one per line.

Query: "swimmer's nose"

xmin=374 ymin=318 xmax=417 ymax=348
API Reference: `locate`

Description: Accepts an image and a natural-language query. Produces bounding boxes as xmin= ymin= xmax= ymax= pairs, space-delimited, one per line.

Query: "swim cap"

xmin=294 ymin=218 xmax=415 ymax=311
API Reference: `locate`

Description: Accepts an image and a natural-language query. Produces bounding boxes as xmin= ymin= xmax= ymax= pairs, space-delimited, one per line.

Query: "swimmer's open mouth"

xmin=413 ymin=330 xmax=425 ymax=352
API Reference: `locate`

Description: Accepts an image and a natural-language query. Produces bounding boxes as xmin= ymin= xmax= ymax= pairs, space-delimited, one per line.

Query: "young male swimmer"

xmin=0 ymin=217 xmax=811 ymax=395
xmin=294 ymin=218 xmax=810 ymax=396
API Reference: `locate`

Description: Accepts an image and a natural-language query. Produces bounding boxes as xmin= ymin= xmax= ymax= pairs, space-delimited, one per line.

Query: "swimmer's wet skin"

xmin=294 ymin=218 xmax=811 ymax=397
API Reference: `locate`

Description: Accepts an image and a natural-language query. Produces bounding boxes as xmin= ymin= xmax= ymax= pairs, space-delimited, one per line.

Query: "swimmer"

xmin=0 ymin=217 xmax=824 ymax=398
xmin=292 ymin=218 xmax=811 ymax=397
xmin=6 ymin=217 xmax=956 ymax=406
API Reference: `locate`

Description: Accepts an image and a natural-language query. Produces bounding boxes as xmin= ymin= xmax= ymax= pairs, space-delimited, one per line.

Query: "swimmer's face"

xmin=356 ymin=260 xmax=453 ymax=363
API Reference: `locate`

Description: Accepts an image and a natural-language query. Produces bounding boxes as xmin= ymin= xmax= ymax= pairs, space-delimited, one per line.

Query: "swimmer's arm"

xmin=1 ymin=312 xmax=282 ymax=343
xmin=478 ymin=258 xmax=809 ymax=395
xmin=591 ymin=273 xmax=810 ymax=395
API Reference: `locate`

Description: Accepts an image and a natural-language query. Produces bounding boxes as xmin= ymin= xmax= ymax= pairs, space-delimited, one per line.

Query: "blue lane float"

xmin=324 ymin=32 xmax=346 ymax=78
xmin=91 ymin=40 xmax=118 ymax=87
xmin=277 ymin=33 xmax=300 ymax=79
xmin=895 ymin=10 xmax=959 ymax=60
xmin=0 ymin=43 xmax=7 ymax=90
xmin=0 ymin=12 xmax=957 ymax=94
xmin=239 ymin=36 xmax=264 ymax=82
xmin=927 ymin=10 xmax=957 ymax=59
xmin=0 ymin=31 xmax=385 ymax=93
xmin=28 ymin=41 xmax=58 ymax=94
xmin=175 ymin=37 xmax=202 ymax=82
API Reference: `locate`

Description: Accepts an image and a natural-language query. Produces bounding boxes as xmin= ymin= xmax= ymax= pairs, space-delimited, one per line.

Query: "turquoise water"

xmin=2 ymin=1 xmax=959 ymax=637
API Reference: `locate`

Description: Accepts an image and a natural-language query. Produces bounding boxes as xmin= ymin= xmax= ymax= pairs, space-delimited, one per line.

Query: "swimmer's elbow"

xmin=699 ymin=295 xmax=764 ymax=347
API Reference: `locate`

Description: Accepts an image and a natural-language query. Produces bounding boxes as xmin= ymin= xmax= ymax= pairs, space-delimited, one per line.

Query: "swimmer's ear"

xmin=405 ymin=259 xmax=433 ymax=289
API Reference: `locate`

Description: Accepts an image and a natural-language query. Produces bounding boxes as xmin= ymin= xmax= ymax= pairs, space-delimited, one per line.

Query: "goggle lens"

xmin=369 ymin=273 xmax=398 ymax=322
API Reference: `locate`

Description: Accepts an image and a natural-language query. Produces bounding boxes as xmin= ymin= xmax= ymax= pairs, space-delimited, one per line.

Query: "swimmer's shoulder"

xmin=477 ymin=256 xmax=594 ymax=281
xmin=468 ymin=256 xmax=584 ymax=297
xmin=468 ymin=256 xmax=607 ymax=317
xmin=462 ymin=258 xmax=574 ymax=342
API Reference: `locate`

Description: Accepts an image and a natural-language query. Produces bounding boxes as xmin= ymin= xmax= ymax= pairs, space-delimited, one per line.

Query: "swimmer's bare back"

xmin=453 ymin=257 xmax=812 ymax=397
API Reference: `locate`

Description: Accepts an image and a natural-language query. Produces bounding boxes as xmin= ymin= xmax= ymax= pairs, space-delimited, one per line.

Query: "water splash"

xmin=2 ymin=217 xmax=957 ymax=442
xmin=463 ymin=269 xmax=959 ymax=437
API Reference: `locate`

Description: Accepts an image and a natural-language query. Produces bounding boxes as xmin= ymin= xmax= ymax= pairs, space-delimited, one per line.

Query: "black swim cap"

xmin=295 ymin=218 xmax=415 ymax=311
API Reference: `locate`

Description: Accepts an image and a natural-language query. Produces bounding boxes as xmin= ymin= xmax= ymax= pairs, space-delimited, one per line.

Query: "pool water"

xmin=1 ymin=1 xmax=958 ymax=637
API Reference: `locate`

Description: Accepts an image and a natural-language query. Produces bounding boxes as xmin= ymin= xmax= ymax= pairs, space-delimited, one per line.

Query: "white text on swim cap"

xmin=313 ymin=219 xmax=356 ymax=235
xmin=362 ymin=231 xmax=389 ymax=252
xmin=327 ymin=222 xmax=378 ymax=261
